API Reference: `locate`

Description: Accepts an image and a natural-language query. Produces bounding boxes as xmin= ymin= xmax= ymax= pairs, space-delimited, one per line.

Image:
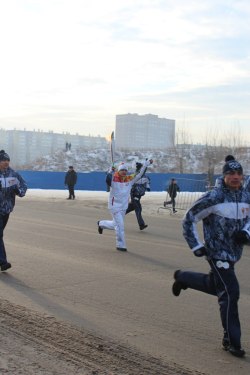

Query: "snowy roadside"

xmin=25 ymin=189 xmax=165 ymax=200
xmin=24 ymin=189 xmax=204 ymax=216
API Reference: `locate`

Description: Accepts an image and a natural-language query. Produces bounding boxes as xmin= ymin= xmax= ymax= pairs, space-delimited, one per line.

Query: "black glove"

xmin=9 ymin=185 xmax=19 ymax=195
xmin=194 ymin=247 xmax=207 ymax=257
xmin=234 ymin=230 xmax=250 ymax=245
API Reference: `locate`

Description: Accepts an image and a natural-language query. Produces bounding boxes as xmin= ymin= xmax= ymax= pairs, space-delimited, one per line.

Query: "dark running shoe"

xmin=173 ymin=210 xmax=177 ymax=213
xmin=1 ymin=262 xmax=12 ymax=272
xmin=172 ymin=270 xmax=187 ymax=296
xmin=222 ymin=337 xmax=230 ymax=351
xmin=228 ymin=346 xmax=245 ymax=358
xmin=140 ymin=224 xmax=148 ymax=230
xmin=116 ymin=247 xmax=127 ymax=252
xmin=97 ymin=221 xmax=103 ymax=234
xmin=172 ymin=281 xmax=183 ymax=296
xmin=164 ymin=201 xmax=170 ymax=207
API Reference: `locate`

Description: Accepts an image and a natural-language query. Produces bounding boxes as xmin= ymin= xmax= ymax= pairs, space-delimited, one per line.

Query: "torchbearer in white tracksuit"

xmin=97 ymin=159 xmax=153 ymax=251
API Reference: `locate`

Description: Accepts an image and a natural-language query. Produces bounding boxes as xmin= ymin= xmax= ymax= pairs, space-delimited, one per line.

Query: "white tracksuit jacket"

xmin=99 ymin=159 xmax=151 ymax=249
xmin=107 ymin=160 xmax=151 ymax=212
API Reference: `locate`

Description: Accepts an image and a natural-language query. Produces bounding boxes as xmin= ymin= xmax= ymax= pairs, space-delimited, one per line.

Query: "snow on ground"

xmin=26 ymin=189 xmax=203 ymax=201
xmin=25 ymin=189 xmax=204 ymax=215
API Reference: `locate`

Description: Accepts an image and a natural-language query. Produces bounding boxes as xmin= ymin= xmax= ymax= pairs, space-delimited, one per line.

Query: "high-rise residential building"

xmin=0 ymin=129 xmax=107 ymax=167
xmin=115 ymin=113 xmax=175 ymax=150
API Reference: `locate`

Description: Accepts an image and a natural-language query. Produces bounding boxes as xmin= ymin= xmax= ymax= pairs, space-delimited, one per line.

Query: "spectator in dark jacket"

xmin=0 ymin=150 xmax=27 ymax=271
xmin=163 ymin=178 xmax=180 ymax=213
xmin=64 ymin=166 xmax=77 ymax=200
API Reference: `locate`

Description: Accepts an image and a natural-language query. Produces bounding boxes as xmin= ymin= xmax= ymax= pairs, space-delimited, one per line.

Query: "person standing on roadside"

xmin=97 ymin=159 xmax=153 ymax=251
xmin=0 ymin=150 xmax=27 ymax=271
xmin=172 ymin=159 xmax=250 ymax=358
xmin=65 ymin=166 xmax=77 ymax=200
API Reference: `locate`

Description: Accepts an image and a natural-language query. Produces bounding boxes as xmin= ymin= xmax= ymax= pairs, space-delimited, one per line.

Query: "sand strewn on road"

xmin=0 ymin=299 xmax=202 ymax=375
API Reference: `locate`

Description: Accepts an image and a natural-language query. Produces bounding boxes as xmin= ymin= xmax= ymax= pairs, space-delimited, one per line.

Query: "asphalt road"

xmin=2 ymin=196 xmax=250 ymax=374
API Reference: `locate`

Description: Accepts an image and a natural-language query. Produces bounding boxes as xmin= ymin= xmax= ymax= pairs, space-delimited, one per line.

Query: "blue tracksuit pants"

xmin=126 ymin=197 xmax=145 ymax=227
xmin=0 ymin=214 xmax=10 ymax=265
xmin=176 ymin=259 xmax=241 ymax=348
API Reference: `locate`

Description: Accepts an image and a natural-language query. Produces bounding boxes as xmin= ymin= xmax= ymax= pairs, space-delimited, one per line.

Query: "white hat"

xmin=118 ymin=163 xmax=128 ymax=172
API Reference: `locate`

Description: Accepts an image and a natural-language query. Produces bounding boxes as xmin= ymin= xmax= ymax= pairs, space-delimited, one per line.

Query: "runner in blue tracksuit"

xmin=126 ymin=162 xmax=151 ymax=230
xmin=0 ymin=150 xmax=27 ymax=271
xmin=172 ymin=159 xmax=250 ymax=358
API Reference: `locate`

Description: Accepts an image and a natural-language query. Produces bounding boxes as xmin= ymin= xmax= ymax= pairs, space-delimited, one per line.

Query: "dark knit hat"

xmin=223 ymin=160 xmax=243 ymax=175
xmin=224 ymin=155 xmax=235 ymax=162
xmin=0 ymin=150 xmax=10 ymax=161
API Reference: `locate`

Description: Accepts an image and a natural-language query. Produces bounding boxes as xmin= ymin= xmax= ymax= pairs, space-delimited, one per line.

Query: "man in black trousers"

xmin=65 ymin=166 xmax=77 ymax=200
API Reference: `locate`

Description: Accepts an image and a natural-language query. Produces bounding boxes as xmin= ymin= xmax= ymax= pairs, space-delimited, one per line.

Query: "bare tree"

xmin=202 ymin=127 xmax=226 ymax=186
xmin=174 ymin=126 xmax=193 ymax=173
xmin=201 ymin=124 xmax=248 ymax=185
xmin=221 ymin=124 xmax=244 ymax=151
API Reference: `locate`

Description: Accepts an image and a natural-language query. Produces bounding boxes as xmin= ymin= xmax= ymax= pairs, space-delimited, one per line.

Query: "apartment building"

xmin=0 ymin=129 xmax=107 ymax=167
xmin=115 ymin=113 xmax=175 ymax=150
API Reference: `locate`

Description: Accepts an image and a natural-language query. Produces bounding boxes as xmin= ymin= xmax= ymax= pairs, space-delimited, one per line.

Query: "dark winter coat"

xmin=167 ymin=182 xmax=180 ymax=198
xmin=65 ymin=170 xmax=77 ymax=186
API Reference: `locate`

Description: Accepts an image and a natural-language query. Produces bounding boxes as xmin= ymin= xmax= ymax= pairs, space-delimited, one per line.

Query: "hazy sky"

xmin=0 ymin=0 xmax=250 ymax=143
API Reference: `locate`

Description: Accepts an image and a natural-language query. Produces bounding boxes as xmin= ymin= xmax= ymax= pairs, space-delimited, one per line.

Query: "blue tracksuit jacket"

xmin=0 ymin=167 xmax=27 ymax=215
xmin=183 ymin=183 xmax=250 ymax=263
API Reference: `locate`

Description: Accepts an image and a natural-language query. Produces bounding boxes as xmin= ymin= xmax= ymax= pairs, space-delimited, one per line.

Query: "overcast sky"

xmin=0 ymin=0 xmax=250 ymax=144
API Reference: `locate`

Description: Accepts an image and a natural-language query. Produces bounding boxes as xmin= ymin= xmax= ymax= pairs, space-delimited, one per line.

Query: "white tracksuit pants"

xmin=99 ymin=209 xmax=126 ymax=249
